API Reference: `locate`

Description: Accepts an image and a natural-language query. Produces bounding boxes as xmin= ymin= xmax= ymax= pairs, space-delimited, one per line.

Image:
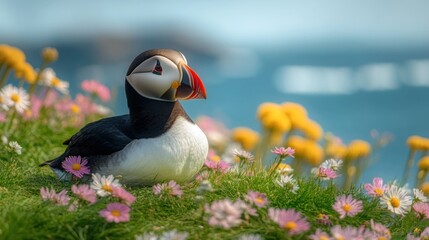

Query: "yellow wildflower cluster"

xmin=230 ymin=100 xmax=376 ymax=181
xmin=407 ymin=135 xmax=429 ymax=151
xmin=403 ymin=135 xmax=429 ymax=186
xmin=232 ymin=127 xmax=259 ymax=151
xmin=345 ymin=140 xmax=371 ymax=160
xmin=418 ymin=156 xmax=429 ymax=171
xmin=285 ymin=135 xmax=323 ymax=166
xmin=325 ymin=136 xmax=347 ymax=159
xmin=0 ymin=44 xmax=36 ymax=84
xmin=42 ymin=47 xmax=58 ymax=64
xmin=253 ymin=101 xmax=327 ymax=169
xmin=257 ymin=102 xmax=291 ymax=134
xmin=421 ymin=182 xmax=429 ymax=196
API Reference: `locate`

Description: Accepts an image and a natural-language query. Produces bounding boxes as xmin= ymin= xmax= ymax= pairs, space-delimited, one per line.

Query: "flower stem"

xmin=342 ymin=159 xmax=352 ymax=190
xmin=268 ymin=156 xmax=285 ymax=177
xmin=0 ymin=66 xmax=11 ymax=88
xmin=4 ymin=108 xmax=17 ymax=135
xmin=402 ymin=149 xmax=416 ymax=184
xmin=29 ymin=62 xmax=47 ymax=96
xmin=416 ymin=170 xmax=428 ymax=188
xmin=352 ymin=157 xmax=365 ymax=185
xmin=254 ymin=129 xmax=271 ymax=171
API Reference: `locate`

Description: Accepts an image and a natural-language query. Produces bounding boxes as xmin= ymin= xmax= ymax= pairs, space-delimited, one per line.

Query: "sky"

xmin=2 ymin=0 xmax=429 ymax=49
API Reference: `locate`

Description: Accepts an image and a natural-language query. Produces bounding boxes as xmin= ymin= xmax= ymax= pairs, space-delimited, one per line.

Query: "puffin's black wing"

xmin=42 ymin=115 xmax=134 ymax=168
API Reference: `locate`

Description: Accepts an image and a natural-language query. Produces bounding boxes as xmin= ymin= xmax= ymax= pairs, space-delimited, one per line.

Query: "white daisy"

xmin=275 ymin=175 xmax=299 ymax=193
xmin=321 ymin=158 xmax=343 ymax=171
xmin=1 ymin=135 xmax=8 ymax=145
xmin=413 ymin=188 xmax=428 ymax=202
xmin=233 ymin=149 xmax=255 ymax=162
xmin=8 ymin=141 xmax=22 ymax=155
xmin=0 ymin=84 xmax=30 ymax=114
xmin=94 ymin=104 xmax=111 ymax=115
xmin=380 ymin=184 xmax=413 ymax=215
xmin=0 ymin=94 xmax=9 ymax=111
xmin=90 ymin=173 xmax=121 ymax=197
xmin=159 ymin=229 xmax=189 ymax=240
xmin=39 ymin=68 xmax=69 ymax=95
xmin=276 ymin=163 xmax=294 ymax=175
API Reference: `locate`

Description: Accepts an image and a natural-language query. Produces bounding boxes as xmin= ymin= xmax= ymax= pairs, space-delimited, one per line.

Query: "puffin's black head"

xmin=126 ymin=49 xmax=206 ymax=102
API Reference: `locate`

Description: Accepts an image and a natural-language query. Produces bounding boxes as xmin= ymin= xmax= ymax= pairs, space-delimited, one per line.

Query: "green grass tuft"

xmin=0 ymin=122 xmax=428 ymax=240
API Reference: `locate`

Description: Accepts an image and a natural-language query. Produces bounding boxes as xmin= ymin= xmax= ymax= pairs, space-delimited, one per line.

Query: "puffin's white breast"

xmin=97 ymin=116 xmax=208 ymax=185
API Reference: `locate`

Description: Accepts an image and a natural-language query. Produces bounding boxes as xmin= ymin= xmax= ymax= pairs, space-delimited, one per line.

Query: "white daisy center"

xmin=390 ymin=197 xmax=400 ymax=208
xmin=11 ymin=93 xmax=20 ymax=103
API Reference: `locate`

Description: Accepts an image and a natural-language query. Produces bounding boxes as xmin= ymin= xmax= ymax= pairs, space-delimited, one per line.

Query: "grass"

xmin=0 ymin=121 xmax=428 ymax=240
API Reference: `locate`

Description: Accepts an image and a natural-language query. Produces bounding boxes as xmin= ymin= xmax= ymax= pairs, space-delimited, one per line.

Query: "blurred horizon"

xmin=2 ymin=0 xmax=429 ymax=184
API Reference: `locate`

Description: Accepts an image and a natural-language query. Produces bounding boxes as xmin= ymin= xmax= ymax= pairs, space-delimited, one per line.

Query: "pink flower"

xmin=312 ymin=167 xmax=337 ymax=180
xmin=330 ymin=225 xmax=371 ymax=239
xmin=22 ymin=96 xmax=42 ymax=120
xmin=365 ymin=177 xmax=387 ymax=197
xmin=421 ymin=227 xmax=429 ymax=238
xmin=332 ymin=194 xmax=363 ymax=219
xmin=40 ymin=187 xmax=70 ymax=206
xmin=75 ymin=94 xmax=97 ymax=115
xmin=81 ymin=80 xmax=111 ymax=102
xmin=195 ymin=171 xmax=209 ymax=182
xmin=308 ymin=229 xmax=330 ymax=240
xmin=205 ymin=199 xmax=243 ymax=229
xmin=71 ymin=184 xmax=97 ymax=204
xmin=0 ymin=112 xmax=5 ymax=122
xmin=99 ymin=202 xmax=130 ymax=223
xmin=370 ymin=219 xmax=391 ymax=239
xmin=62 ymin=155 xmax=90 ymax=178
xmin=271 ymin=146 xmax=295 ymax=158
xmin=235 ymin=199 xmax=257 ymax=217
xmin=268 ymin=208 xmax=310 ymax=236
xmin=204 ymin=159 xmax=230 ymax=173
xmin=316 ymin=213 xmax=332 ymax=226
xmin=153 ymin=180 xmax=183 ymax=197
xmin=112 ymin=186 xmax=136 ymax=206
xmin=412 ymin=202 xmax=429 ymax=219
xmin=245 ymin=191 xmax=269 ymax=208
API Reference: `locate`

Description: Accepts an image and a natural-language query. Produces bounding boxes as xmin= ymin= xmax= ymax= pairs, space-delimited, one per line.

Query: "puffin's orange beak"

xmin=176 ymin=63 xmax=207 ymax=100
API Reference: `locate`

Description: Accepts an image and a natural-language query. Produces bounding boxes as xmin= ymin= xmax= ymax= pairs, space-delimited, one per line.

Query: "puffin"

xmin=40 ymin=49 xmax=209 ymax=185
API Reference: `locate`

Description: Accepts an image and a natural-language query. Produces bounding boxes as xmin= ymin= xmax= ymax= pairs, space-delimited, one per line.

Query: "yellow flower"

xmin=42 ymin=47 xmax=58 ymax=63
xmin=276 ymin=163 xmax=293 ymax=175
xmin=285 ymin=136 xmax=305 ymax=158
xmin=301 ymin=119 xmax=323 ymax=141
xmin=70 ymin=104 xmax=81 ymax=114
xmin=257 ymin=102 xmax=282 ymax=120
xmin=14 ymin=62 xmax=36 ymax=84
xmin=1 ymin=45 xmax=26 ymax=68
xmin=288 ymin=114 xmax=308 ymax=131
xmin=421 ymin=182 xmax=429 ymax=196
xmin=346 ymin=140 xmax=371 ymax=160
xmin=421 ymin=138 xmax=429 ymax=151
xmin=281 ymin=102 xmax=307 ymax=118
xmin=232 ymin=127 xmax=259 ymax=151
xmin=303 ymin=140 xmax=324 ymax=166
xmin=260 ymin=110 xmax=291 ymax=133
xmin=407 ymin=135 xmax=426 ymax=151
xmin=418 ymin=156 xmax=429 ymax=171
xmin=326 ymin=143 xmax=347 ymax=159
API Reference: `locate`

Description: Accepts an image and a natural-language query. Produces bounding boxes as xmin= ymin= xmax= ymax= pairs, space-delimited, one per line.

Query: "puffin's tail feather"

xmin=39 ymin=160 xmax=53 ymax=167
xmin=39 ymin=157 xmax=59 ymax=167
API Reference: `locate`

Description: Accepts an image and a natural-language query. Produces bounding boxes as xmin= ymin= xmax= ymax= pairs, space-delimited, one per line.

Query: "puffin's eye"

xmin=152 ymin=60 xmax=163 ymax=75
